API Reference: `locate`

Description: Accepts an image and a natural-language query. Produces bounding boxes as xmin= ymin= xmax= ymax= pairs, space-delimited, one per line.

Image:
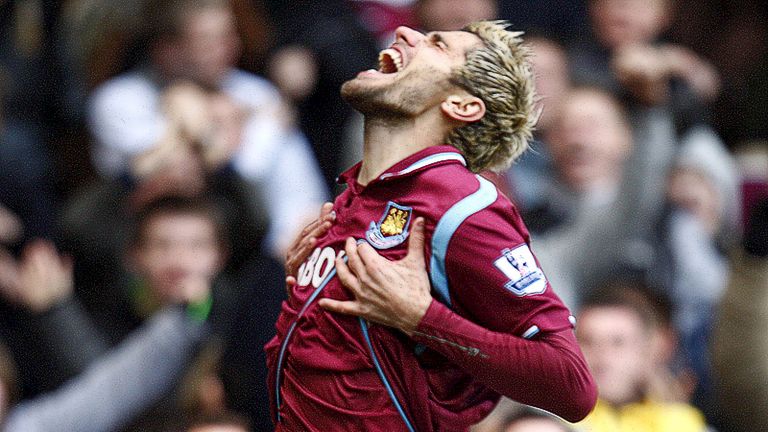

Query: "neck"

xmin=358 ymin=110 xmax=450 ymax=185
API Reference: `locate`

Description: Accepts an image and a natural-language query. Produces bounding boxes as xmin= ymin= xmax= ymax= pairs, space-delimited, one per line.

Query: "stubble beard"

xmin=341 ymin=67 xmax=452 ymax=120
xmin=340 ymin=78 xmax=410 ymax=120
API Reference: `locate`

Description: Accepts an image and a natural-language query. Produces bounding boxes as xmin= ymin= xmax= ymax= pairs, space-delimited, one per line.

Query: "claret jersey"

xmin=266 ymin=145 xmax=597 ymax=431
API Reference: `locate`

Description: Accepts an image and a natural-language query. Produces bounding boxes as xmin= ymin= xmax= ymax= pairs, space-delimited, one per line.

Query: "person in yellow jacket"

xmin=572 ymin=282 xmax=708 ymax=432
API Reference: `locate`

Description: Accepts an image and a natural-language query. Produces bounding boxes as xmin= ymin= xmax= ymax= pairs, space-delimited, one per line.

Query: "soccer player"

xmin=266 ymin=22 xmax=597 ymax=431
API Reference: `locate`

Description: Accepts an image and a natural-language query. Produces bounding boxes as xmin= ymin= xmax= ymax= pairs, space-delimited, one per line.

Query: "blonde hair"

xmin=447 ymin=21 xmax=538 ymax=173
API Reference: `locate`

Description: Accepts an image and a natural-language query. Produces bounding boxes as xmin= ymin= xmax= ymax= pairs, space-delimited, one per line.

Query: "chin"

xmin=342 ymin=81 xmax=424 ymax=119
xmin=341 ymin=79 xmax=390 ymax=115
xmin=339 ymin=78 xmax=361 ymax=102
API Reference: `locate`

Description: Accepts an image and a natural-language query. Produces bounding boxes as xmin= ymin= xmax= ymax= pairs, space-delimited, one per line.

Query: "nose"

xmin=394 ymin=26 xmax=424 ymax=47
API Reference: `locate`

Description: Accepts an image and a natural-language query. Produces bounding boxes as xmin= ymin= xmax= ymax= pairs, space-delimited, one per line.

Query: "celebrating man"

xmin=266 ymin=22 xmax=597 ymax=431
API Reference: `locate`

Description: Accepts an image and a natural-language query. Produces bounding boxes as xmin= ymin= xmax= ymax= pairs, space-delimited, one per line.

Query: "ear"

xmin=441 ymin=94 xmax=486 ymax=124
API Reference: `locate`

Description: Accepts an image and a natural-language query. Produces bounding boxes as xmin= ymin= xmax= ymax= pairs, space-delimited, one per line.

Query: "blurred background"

xmin=0 ymin=0 xmax=767 ymax=431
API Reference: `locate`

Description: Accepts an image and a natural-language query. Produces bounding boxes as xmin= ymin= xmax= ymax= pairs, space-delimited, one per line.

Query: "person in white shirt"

xmin=87 ymin=0 xmax=328 ymax=257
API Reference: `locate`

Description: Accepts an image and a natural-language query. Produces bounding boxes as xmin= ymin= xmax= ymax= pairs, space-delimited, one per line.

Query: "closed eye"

xmin=428 ymin=33 xmax=448 ymax=50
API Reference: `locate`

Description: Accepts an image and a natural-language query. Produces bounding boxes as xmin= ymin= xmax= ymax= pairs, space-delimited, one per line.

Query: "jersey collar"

xmin=337 ymin=145 xmax=467 ymax=189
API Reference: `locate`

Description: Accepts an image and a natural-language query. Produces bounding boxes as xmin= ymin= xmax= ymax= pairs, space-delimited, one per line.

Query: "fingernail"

xmin=329 ymin=211 xmax=336 ymax=218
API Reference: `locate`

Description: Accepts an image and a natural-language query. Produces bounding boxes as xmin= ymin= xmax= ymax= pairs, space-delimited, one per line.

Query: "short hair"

xmin=130 ymin=195 xmax=228 ymax=249
xmin=558 ymin=85 xmax=630 ymax=129
xmin=579 ymin=279 xmax=671 ymax=332
xmin=447 ymin=20 xmax=538 ymax=173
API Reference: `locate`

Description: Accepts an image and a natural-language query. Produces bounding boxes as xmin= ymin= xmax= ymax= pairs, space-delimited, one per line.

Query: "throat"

xmin=357 ymin=116 xmax=444 ymax=185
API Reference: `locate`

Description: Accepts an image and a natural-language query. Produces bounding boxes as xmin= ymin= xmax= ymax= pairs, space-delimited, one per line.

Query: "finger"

xmin=307 ymin=220 xmax=332 ymax=241
xmin=318 ymin=298 xmax=365 ymax=317
xmin=355 ymin=241 xmax=383 ymax=270
xmin=285 ymin=275 xmax=296 ymax=296
xmin=286 ymin=236 xmax=318 ymax=273
xmin=288 ymin=219 xmax=332 ymax=266
xmin=344 ymin=238 xmax=367 ymax=278
xmin=405 ymin=217 xmax=426 ymax=264
xmin=299 ymin=204 xmax=333 ymax=239
xmin=335 ymin=255 xmax=362 ymax=295
xmin=296 ymin=219 xmax=321 ymax=244
xmin=318 ymin=202 xmax=334 ymax=219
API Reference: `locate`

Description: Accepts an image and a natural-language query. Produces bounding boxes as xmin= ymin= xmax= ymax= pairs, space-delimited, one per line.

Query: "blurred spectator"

xmin=123 ymin=196 xmax=228 ymax=321
xmin=530 ymin=85 xmax=735 ymax=413
xmin=527 ymin=86 xmax=676 ymax=306
xmin=102 ymin=196 xmax=273 ymax=430
xmin=87 ymin=0 xmax=327 ymax=258
xmin=666 ymin=0 xmax=768 ymax=145
xmin=178 ymin=341 xmax=229 ymax=421
xmin=574 ymin=283 xmax=708 ymax=432
xmin=57 ymin=0 xmax=274 ymax=117
xmin=661 ymin=128 xmax=739 ymax=391
xmin=0 ymin=239 xmax=113 ymax=398
xmin=712 ymin=197 xmax=768 ymax=432
xmin=59 ymin=127 xmax=264 ymax=338
xmin=61 ymin=148 xmax=283 ymax=429
xmin=0 ymin=230 xmax=207 ymax=430
xmin=571 ymin=0 xmax=720 ymax=132
xmin=526 ymin=36 xmax=570 ymax=134
xmin=0 ymin=241 xmax=74 ymax=314
xmin=506 ymin=35 xmax=570 ymax=210
xmin=2 ymin=196 xmax=270 ymax=430
xmin=0 ymin=307 xmax=205 ymax=432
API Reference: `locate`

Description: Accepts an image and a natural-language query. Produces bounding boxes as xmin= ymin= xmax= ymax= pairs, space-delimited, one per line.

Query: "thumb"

xmin=406 ymin=217 xmax=426 ymax=264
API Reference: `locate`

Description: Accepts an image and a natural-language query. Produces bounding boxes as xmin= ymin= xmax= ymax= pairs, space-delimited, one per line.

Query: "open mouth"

xmin=378 ymin=48 xmax=403 ymax=74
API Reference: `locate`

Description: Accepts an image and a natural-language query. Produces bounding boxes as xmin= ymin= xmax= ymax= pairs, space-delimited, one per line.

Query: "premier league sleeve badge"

xmin=493 ymin=245 xmax=547 ymax=296
xmin=365 ymin=202 xmax=412 ymax=249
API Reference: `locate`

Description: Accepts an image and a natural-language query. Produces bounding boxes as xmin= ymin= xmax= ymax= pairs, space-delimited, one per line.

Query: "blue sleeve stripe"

xmin=429 ymin=175 xmax=498 ymax=307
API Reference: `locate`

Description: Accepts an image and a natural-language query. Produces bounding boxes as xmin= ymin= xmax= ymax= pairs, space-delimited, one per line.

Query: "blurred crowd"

xmin=0 ymin=0 xmax=766 ymax=431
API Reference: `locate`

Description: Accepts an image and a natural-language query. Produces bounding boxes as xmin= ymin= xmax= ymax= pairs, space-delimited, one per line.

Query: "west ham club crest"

xmin=365 ymin=202 xmax=412 ymax=249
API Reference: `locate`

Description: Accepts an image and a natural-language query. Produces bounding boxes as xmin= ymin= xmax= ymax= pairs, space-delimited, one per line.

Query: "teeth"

xmin=378 ymin=48 xmax=403 ymax=73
